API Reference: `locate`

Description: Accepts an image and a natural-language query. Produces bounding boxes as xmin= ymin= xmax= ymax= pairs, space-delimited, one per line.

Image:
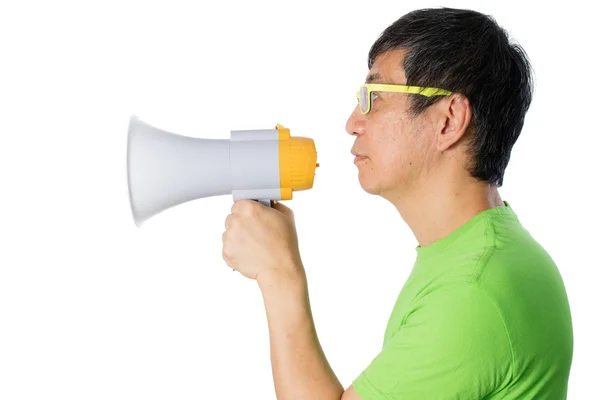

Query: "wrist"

xmin=258 ymin=259 xmax=311 ymax=331
xmin=257 ymin=257 xmax=306 ymax=297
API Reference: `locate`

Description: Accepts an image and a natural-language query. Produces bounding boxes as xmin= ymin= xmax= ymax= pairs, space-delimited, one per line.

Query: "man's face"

xmin=346 ymin=49 xmax=436 ymax=199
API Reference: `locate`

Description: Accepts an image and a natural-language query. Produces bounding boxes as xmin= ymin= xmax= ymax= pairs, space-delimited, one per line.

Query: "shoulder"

xmin=407 ymin=281 xmax=508 ymax=331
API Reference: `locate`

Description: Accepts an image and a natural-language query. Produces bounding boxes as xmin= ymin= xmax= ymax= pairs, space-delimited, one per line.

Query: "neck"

xmin=388 ymin=173 xmax=505 ymax=248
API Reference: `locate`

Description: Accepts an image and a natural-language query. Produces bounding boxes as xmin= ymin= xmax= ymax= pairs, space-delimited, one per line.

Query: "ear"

xmin=435 ymin=93 xmax=471 ymax=152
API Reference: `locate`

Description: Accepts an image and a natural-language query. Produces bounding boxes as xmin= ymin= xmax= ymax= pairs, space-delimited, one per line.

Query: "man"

xmin=222 ymin=7 xmax=573 ymax=400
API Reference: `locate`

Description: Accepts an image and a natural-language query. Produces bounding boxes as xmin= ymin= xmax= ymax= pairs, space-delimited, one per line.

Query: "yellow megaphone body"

xmin=126 ymin=115 xmax=319 ymax=226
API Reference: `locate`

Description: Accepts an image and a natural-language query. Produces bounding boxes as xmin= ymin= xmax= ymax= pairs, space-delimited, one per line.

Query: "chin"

xmin=357 ymin=171 xmax=382 ymax=195
xmin=358 ymin=168 xmax=403 ymax=198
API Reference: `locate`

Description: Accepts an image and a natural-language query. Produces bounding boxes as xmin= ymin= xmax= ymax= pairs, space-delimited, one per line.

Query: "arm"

xmin=222 ymin=200 xmax=363 ymax=399
xmin=258 ymin=263 xmax=363 ymax=400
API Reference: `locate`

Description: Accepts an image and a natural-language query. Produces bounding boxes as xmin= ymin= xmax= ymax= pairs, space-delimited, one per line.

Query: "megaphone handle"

xmin=256 ymin=199 xmax=272 ymax=207
xmin=232 ymin=198 xmax=273 ymax=273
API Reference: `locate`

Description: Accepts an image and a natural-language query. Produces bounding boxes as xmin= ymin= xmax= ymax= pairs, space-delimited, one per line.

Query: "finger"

xmin=222 ymin=234 xmax=231 ymax=264
xmin=224 ymin=213 xmax=233 ymax=230
xmin=231 ymin=199 xmax=253 ymax=214
xmin=272 ymin=201 xmax=294 ymax=219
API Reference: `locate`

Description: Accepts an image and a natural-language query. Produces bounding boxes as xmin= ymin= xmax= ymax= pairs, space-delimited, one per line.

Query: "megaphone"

xmin=126 ymin=115 xmax=319 ymax=226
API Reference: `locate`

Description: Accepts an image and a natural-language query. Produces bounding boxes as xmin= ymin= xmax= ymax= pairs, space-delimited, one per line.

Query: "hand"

xmin=222 ymin=200 xmax=303 ymax=284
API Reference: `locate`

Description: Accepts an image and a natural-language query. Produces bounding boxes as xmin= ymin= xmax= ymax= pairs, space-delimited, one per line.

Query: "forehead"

xmin=366 ymin=49 xmax=408 ymax=84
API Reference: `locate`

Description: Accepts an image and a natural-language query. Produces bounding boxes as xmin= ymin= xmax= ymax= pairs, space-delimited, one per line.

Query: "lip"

xmin=351 ymin=149 xmax=367 ymax=163
xmin=353 ymin=155 xmax=368 ymax=164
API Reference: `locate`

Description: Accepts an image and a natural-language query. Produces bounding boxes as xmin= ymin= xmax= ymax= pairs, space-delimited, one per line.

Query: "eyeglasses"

xmin=356 ymin=83 xmax=453 ymax=114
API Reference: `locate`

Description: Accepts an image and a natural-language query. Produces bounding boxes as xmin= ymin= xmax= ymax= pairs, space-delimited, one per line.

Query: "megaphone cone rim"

xmin=127 ymin=115 xmax=144 ymax=227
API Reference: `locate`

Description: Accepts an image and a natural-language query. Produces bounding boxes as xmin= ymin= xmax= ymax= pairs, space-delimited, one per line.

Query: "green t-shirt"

xmin=352 ymin=202 xmax=573 ymax=399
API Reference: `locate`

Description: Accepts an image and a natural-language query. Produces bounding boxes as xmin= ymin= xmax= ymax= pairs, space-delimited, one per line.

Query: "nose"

xmin=345 ymin=105 xmax=365 ymax=137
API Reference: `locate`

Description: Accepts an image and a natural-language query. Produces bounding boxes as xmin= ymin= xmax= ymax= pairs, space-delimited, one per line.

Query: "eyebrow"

xmin=366 ymin=73 xmax=381 ymax=83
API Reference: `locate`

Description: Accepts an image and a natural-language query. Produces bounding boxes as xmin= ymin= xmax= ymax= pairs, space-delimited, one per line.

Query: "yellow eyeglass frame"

xmin=356 ymin=83 xmax=453 ymax=114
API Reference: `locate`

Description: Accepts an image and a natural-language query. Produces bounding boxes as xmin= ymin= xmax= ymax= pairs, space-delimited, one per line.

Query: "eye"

xmin=371 ymin=92 xmax=380 ymax=101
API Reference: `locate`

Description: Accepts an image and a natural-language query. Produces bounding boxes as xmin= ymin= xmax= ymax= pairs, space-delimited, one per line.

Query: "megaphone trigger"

xmin=256 ymin=199 xmax=272 ymax=207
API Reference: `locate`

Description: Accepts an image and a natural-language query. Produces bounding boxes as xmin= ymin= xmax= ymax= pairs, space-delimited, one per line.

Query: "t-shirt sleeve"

xmin=352 ymin=283 xmax=513 ymax=400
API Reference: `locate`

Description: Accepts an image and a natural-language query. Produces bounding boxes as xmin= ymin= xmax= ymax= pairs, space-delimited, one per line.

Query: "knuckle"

xmin=222 ymin=246 xmax=232 ymax=263
xmin=233 ymin=200 xmax=255 ymax=214
xmin=225 ymin=214 xmax=241 ymax=230
xmin=232 ymin=200 xmax=248 ymax=213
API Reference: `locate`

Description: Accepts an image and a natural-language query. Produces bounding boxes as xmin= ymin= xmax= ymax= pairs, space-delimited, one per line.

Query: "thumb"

xmin=272 ymin=201 xmax=294 ymax=219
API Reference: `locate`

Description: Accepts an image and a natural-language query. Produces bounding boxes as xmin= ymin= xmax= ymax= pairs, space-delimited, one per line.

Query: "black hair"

xmin=369 ymin=7 xmax=534 ymax=186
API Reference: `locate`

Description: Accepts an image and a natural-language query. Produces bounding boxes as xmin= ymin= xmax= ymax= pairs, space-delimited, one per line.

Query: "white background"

xmin=1 ymin=0 xmax=598 ymax=398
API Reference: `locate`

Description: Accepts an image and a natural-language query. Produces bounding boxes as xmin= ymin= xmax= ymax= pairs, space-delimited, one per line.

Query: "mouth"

xmin=351 ymin=150 xmax=368 ymax=164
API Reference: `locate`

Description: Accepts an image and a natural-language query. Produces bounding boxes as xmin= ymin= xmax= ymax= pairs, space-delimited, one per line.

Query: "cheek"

xmin=371 ymin=129 xmax=407 ymax=173
xmin=369 ymin=125 xmax=426 ymax=187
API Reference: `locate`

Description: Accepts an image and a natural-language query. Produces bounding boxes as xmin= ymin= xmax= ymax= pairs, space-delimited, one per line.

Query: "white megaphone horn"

xmin=126 ymin=115 xmax=319 ymax=226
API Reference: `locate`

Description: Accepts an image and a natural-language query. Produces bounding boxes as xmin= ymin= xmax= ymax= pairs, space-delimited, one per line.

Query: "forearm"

xmin=259 ymin=265 xmax=344 ymax=400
